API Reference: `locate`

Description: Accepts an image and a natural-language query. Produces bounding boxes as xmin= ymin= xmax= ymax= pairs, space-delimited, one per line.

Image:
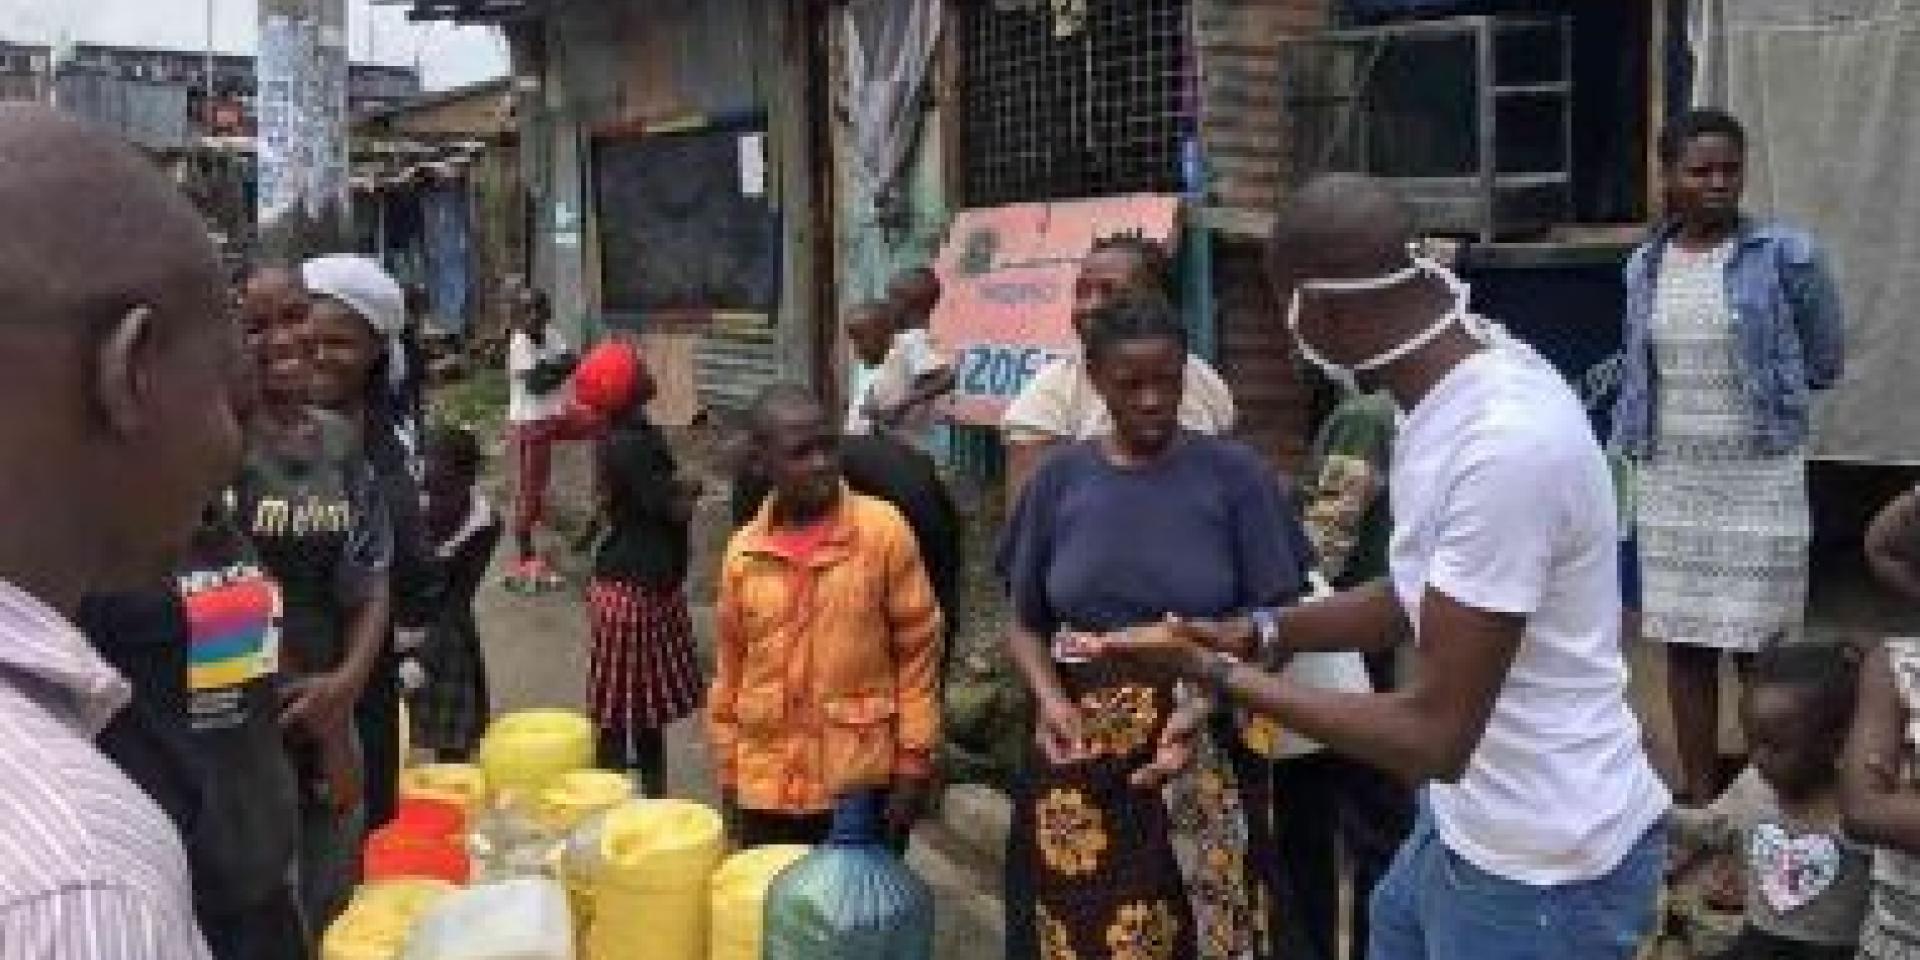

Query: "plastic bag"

xmin=401 ymin=877 xmax=574 ymax=960
xmin=764 ymin=793 xmax=933 ymax=960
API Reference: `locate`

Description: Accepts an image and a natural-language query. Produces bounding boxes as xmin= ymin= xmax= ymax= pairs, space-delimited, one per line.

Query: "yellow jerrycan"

xmin=584 ymin=799 xmax=724 ymax=960
xmin=710 ymin=845 xmax=810 ymax=960
xmin=478 ymin=709 xmax=594 ymax=796
xmin=321 ymin=878 xmax=457 ymax=960
xmin=536 ymin=769 xmax=635 ymax=834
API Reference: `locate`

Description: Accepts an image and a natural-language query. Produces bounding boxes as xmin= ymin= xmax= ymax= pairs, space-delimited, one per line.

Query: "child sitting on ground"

xmin=1674 ymin=643 xmax=1870 ymax=960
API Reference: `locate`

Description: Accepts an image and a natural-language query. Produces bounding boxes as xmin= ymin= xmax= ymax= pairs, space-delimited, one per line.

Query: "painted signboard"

xmin=929 ymin=194 xmax=1182 ymax=425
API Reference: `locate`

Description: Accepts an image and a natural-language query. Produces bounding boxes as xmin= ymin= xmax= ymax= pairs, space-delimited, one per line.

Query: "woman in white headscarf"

xmin=302 ymin=254 xmax=444 ymax=832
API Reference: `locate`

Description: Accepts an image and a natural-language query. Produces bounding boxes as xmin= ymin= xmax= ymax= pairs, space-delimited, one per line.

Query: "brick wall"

xmin=1194 ymin=0 xmax=1328 ymax=213
xmin=1216 ymin=239 xmax=1313 ymax=471
xmin=1196 ymin=0 xmax=1327 ymax=471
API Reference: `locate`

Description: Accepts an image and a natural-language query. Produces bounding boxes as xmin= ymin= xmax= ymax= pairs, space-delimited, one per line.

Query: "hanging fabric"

xmin=839 ymin=0 xmax=944 ymax=228
xmin=1698 ymin=0 xmax=1920 ymax=462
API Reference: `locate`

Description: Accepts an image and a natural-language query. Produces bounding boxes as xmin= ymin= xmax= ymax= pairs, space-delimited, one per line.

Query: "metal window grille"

xmin=961 ymin=0 xmax=1193 ymax=206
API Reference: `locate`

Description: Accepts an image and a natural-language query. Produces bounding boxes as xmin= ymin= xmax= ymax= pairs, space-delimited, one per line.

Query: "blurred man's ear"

xmin=94 ymin=305 xmax=157 ymax=438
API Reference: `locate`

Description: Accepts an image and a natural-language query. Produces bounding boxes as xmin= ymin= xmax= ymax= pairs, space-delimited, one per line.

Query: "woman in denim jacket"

xmin=1612 ymin=109 xmax=1845 ymax=806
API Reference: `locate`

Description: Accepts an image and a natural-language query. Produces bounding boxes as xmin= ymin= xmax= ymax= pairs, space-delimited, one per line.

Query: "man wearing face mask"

xmin=1098 ymin=174 xmax=1668 ymax=960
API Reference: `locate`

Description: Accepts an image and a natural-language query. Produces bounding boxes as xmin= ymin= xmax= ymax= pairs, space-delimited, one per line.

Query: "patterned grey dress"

xmin=1636 ymin=241 xmax=1810 ymax=651
xmin=1861 ymin=637 xmax=1920 ymax=959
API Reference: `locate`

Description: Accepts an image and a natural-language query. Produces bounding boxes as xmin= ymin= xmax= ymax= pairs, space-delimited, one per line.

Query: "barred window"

xmin=961 ymin=0 xmax=1194 ymax=206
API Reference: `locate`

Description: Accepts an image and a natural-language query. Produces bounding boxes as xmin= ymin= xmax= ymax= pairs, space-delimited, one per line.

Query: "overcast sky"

xmin=1 ymin=0 xmax=509 ymax=90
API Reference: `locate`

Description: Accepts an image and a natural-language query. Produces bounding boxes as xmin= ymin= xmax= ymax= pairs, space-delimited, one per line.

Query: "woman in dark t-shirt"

xmin=572 ymin=342 xmax=704 ymax=797
xmin=302 ymin=256 xmax=441 ymax=833
xmin=996 ymin=299 xmax=1310 ymax=960
xmin=237 ymin=306 xmax=392 ymax=927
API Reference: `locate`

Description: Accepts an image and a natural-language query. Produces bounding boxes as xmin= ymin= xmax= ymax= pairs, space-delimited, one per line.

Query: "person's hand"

xmin=1130 ymin=704 xmax=1206 ymax=790
xmin=1036 ymin=695 xmax=1090 ymax=766
xmin=315 ymin=726 xmax=363 ymax=816
xmin=1086 ymin=616 xmax=1211 ymax=679
xmin=884 ymin=777 xmax=932 ymax=843
xmin=278 ymin=671 xmax=360 ymax=740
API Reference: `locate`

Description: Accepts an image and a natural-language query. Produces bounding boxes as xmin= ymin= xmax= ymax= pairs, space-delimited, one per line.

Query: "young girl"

xmin=406 ymin=425 xmax=503 ymax=762
xmin=570 ymin=341 xmax=703 ymax=797
xmin=1677 ymin=643 xmax=1869 ymax=959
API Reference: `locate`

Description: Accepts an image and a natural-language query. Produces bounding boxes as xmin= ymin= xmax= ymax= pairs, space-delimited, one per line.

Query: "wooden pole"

xmin=257 ymin=0 xmax=350 ymax=262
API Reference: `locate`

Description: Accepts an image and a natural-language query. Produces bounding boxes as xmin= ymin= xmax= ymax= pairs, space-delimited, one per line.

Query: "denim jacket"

xmin=1611 ymin=218 xmax=1845 ymax=457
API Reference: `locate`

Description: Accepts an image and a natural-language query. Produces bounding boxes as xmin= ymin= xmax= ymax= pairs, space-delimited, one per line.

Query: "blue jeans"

xmin=1368 ymin=809 xmax=1665 ymax=960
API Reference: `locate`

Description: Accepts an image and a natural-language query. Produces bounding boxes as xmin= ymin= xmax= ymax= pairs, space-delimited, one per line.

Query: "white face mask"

xmin=1286 ymin=255 xmax=1483 ymax=393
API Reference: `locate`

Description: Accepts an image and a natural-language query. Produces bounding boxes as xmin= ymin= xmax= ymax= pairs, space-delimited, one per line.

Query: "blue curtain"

xmin=422 ymin=184 xmax=472 ymax=336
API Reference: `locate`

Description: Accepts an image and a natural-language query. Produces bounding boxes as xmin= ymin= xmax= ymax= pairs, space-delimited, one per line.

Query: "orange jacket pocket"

xmin=821 ymin=695 xmax=898 ymax=794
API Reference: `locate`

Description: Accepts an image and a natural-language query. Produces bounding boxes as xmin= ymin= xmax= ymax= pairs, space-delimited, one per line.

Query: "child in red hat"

xmin=571 ymin=342 xmax=704 ymax=794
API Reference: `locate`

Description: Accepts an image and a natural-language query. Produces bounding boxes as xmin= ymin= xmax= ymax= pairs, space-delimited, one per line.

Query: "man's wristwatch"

xmin=1250 ymin=607 xmax=1285 ymax=671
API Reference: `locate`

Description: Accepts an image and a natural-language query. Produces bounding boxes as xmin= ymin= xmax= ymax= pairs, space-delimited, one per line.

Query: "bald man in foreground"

xmin=1100 ymin=175 xmax=1668 ymax=960
xmin=0 ymin=105 xmax=245 ymax=956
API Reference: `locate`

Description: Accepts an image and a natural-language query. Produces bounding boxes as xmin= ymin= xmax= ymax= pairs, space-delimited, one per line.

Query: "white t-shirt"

xmin=508 ymin=329 xmax=573 ymax=424
xmin=845 ymin=362 xmax=882 ymax=434
xmin=1001 ymin=351 xmax=1237 ymax=441
xmin=1390 ymin=330 xmax=1668 ymax=886
xmin=870 ymin=327 xmax=948 ymax=453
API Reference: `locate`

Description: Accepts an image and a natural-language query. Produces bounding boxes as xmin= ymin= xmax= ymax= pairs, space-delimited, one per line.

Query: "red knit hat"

xmin=572 ymin=340 xmax=646 ymax=417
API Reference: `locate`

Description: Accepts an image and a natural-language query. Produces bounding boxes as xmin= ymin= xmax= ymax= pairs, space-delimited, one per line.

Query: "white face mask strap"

xmin=1353 ymin=259 xmax=1480 ymax=372
xmin=1288 ymin=257 xmax=1480 ymax=385
xmin=1299 ymin=261 xmax=1424 ymax=295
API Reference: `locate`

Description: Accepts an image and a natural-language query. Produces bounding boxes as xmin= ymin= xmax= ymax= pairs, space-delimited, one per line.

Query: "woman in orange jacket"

xmin=709 ymin=384 xmax=943 ymax=851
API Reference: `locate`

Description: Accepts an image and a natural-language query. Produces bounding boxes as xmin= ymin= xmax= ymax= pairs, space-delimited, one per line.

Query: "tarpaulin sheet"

xmin=1693 ymin=0 xmax=1920 ymax=463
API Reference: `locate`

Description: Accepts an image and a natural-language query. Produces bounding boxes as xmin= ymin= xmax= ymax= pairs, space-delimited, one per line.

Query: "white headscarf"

xmin=302 ymin=254 xmax=406 ymax=338
xmin=301 ymin=253 xmax=422 ymax=475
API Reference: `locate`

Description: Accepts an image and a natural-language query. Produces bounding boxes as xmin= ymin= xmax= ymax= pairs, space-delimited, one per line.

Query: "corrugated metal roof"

xmin=53 ymin=74 xmax=192 ymax=150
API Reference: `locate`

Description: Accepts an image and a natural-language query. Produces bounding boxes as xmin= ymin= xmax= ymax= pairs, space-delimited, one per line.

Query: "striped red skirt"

xmin=586 ymin=579 xmax=704 ymax=733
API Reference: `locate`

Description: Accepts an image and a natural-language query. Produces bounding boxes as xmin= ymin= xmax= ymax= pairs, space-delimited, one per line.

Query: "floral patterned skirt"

xmin=1007 ymin=658 xmax=1280 ymax=960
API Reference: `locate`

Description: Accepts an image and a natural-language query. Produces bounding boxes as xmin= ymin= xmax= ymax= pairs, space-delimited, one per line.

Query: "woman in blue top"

xmin=1612 ymin=109 xmax=1845 ymax=806
xmin=998 ymin=296 xmax=1311 ymax=960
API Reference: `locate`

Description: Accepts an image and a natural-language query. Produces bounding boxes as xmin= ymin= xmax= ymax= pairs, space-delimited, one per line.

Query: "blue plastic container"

xmin=762 ymin=791 xmax=935 ymax=960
